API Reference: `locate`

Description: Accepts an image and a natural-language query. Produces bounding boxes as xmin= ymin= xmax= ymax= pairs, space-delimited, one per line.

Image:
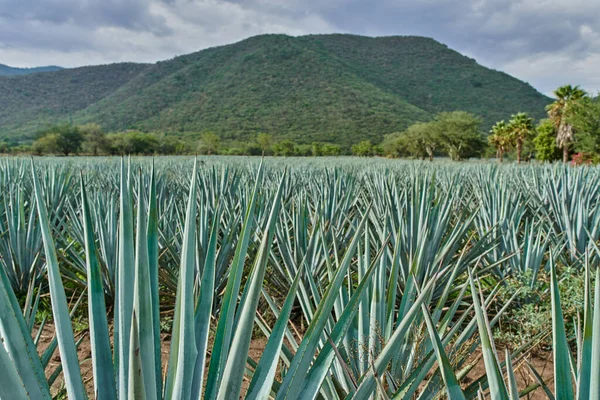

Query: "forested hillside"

xmin=0 ymin=34 xmax=550 ymax=145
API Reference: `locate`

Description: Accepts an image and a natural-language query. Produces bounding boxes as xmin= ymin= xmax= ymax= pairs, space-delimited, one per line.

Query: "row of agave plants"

xmin=0 ymin=157 xmax=599 ymax=398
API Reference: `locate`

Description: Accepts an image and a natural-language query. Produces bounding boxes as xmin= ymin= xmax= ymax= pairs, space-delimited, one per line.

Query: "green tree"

xmin=58 ymin=124 xmax=83 ymax=156
xmin=382 ymin=132 xmax=409 ymax=158
xmin=272 ymin=140 xmax=297 ymax=156
xmin=80 ymin=123 xmax=110 ymax=155
xmin=508 ymin=112 xmax=535 ymax=163
xmin=488 ymin=120 xmax=511 ymax=162
xmin=156 ymin=135 xmax=190 ymax=155
xmin=199 ymin=131 xmax=220 ymax=155
xmin=256 ymin=133 xmax=273 ymax=156
xmin=311 ymin=142 xmax=323 ymax=157
xmin=571 ymin=96 xmax=600 ymax=158
xmin=244 ymin=143 xmax=263 ymax=156
xmin=546 ymin=85 xmax=587 ymax=162
xmin=37 ymin=123 xmax=84 ymax=156
xmin=321 ymin=143 xmax=341 ymax=156
xmin=410 ymin=122 xmax=440 ymax=161
xmin=32 ymin=133 xmax=61 ymax=155
xmin=107 ymin=131 xmax=158 ymax=155
xmin=533 ymin=119 xmax=561 ymax=162
xmin=435 ymin=112 xmax=485 ymax=161
xmin=384 ymin=123 xmax=440 ymax=160
xmin=352 ymin=140 xmax=375 ymax=157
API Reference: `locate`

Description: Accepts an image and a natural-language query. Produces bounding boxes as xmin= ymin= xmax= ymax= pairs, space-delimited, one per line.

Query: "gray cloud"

xmin=0 ymin=0 xmax=170 ymax=34
xmin=0 ymin=0 xmax=598 ymax=94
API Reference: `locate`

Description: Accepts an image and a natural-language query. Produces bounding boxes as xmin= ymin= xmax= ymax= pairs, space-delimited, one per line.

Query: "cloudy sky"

xmin=1 ymin=0 xmax=599 ymax=95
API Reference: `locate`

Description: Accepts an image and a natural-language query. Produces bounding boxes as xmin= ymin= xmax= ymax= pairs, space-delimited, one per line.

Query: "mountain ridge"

xmin=0 ymin=34 xmax=551 ymax=145
xmin=0 ymin=64 xmax=64 ymax=76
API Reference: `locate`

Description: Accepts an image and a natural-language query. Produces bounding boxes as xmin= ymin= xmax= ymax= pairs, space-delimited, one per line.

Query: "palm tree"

xmin=508 ymin=113 xmax=534 ymax=164
xmin=546 ymin=85 xmax=587 ymax=162
xmin=489 ymin=120 xmax=511 ymax=162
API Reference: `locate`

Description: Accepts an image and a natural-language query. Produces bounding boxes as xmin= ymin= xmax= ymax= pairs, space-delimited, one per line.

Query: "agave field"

xmin=1 ymin=156 xmax=599 ymax=399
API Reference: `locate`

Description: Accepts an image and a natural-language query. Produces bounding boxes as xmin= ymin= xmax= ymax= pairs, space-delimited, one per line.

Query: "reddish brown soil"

xmin=466 ymin=347 xmax=554 ymax=399
xmin=35 ymin=324 xmax=554 ymax=399
xmin=35 ymin=323 xmax=268 ymax=397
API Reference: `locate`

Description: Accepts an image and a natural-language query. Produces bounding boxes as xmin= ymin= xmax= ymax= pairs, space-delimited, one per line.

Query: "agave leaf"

xmin=116 ymin=158 xmax=135 ymax=397
xmin=40 ymin=291 xmax=85 ymax=370
xmin=217 ymin=171 xmax=286 ymax=399
xmin=128 ymin=311 xmax=147 ymax=400
xmin=421 ymin=303 xmax=466 ymax=400
xmin=190 ymin=203 xmax=223 ymax=398
xmin=577 ymin=260 xmax=593 ymax=400
xmin=0 ymin=338 xmax=29 ymax=400
xmin=505 ymin=350 xmax=519 ymax=400
xmin=297 ymin=245 xmax=383 ymax=400
xmin=372 ymin=358 xmax=391 ymax=400
xmin=46 ymin=335 xmax=86 ymax=388
xmin=590 ymin=267 xmax=600 ymax=398
xmin=0 ymin=257 xmax=51 ymax=399
xmin=130 ymin=170 xmax=158 ymax=400
xmin=81 ymin=176 xmax=117 ymax=400
xmin=357 ymin=226 xmax=370 ymax=376
xmin=24 ymin=281 xmax=42 ymax=332
xmin=246 ymin=254 xmax=304 ymax=398
xmin=550 ymin=257 xmax=575 ymax=400
xmin=34 ymin=315 xmax=48 ymax=346
xmin=204 ymin=161 xmax=263 ymax=400
xmin=396 ymin=285 xmax=475 ymax=399
xmin=527 ymin=362 xmax=555 ymax=400
xmin=277 ymin=207 xmax=371 ymax=400
xmin=351 ymin=273 xmax=438 ymax=399
xmin=468 ymin=269 xmax=509 ymax=400
xmin=32 ymin=160 xmax=86 ymax=399
xmin=147 ymin=162 xmax=162 ymax=397
xmin=164 ymin=160 xmax=199 ymax=399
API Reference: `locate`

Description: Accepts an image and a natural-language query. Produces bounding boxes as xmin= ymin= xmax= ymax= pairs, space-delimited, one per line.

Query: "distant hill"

xmin=0 ymin=34 xmax=551 ymax=145
xmin=0 ymin=64 xmax=63 ymax=76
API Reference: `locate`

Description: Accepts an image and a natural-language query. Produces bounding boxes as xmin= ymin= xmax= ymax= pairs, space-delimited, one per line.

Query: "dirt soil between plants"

xmin=36 ymin=323 xmax=554 ymax=399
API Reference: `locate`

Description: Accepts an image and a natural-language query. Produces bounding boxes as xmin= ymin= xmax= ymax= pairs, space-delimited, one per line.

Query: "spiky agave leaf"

xmin=421 ymin=303 xmax=466 ymax=400
xmin=468 ymin=269 xmax=509 ymax=400
xmin=0 ymin=335 xmax=29 ymax=400
xmin=190 ymin=202 xmax=223 ymax=398
xmin=80 ymin=175 xmax=116 ymax=399
xmin=0 ymin=257 xmax=51 ymax=399
xmin=204 ymin=161 xmax=264 ymax=400
xmin=32 ymin=160 xmax=86 ymax=399
xmin=116 ymin=158 xmax=135 ymax=397
xmin=129 ymin=170 xmax=159 ymax=400
xmin=550 ymin=256 xmax=575 ymax=400
xmin=217 ymin=169 xmax=287 ymax=399
xmin=164 ymin=160 xmax=199 ymax=399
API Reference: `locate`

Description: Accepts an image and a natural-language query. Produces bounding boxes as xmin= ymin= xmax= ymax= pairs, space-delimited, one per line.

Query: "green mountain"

xmin=0 ymin=34 xmax=551 ymax=145
xmin=0 ymin=64 xmax=64 ymax=76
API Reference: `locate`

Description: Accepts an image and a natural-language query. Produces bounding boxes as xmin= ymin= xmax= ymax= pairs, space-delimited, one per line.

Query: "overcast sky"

xmin=1 ymin=0 xmax=599 ymax=95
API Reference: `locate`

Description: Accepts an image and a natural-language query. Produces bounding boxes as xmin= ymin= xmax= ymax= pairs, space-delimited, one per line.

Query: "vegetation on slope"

xmin=299 ymin=34 xmax=549 ymax=124
xmin=0 ymin=34 xmax=550 ymax=145
xmin=0 ymin=63 xmax=148 ymax=141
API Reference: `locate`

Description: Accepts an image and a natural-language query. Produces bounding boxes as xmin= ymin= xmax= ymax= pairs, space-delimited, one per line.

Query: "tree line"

xmin=382 ymin=84 xmax=600 ymax=163
xmin=1 ymin=84 xmax=597 ymax=161
xmin=0 ymin=125 xmax=345 ymax=157
xmin=488 ymin=85 xmax=600 ymax=164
